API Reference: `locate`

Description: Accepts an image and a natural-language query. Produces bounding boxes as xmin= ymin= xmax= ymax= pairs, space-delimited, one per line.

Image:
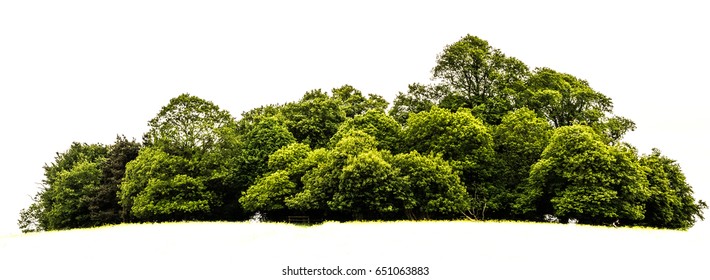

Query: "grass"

xmin=1 ymin=220 xmax=707 ymax=280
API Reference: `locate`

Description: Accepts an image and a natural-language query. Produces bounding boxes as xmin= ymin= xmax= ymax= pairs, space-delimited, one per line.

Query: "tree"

xmin=593 ymin=115 xmax=637 ymax=144
xmin=237 ymin=117 xmax=296 ymax=189
xmin=18 ymin=198 xmax=44 ymax=233
xmin=329 ymin=109 xmax=402 ymax=152
xmin=92 ymin=136 xmax=141 ymax=225
xmin=18 ymin=142 xmax=109 ymax=231
xmin=143 ymin=93 xmax=235 ymax=157
xmin=239 ymin=143 xmax=312 ymax=215
xmin=489 ymin=108 xmax=553 ymax=219
xmin=119 ymin=147 xmax=192 ymax=221
xmin=389 ymin=83 xmax=448 ymax=125
xmin=131 ymin=174 xmax=216 ymax=221
xmin=432 ymin=34 xmax=529 ymax=124
xmin=331 ymin=84 xmax=388 ymax=118
xmin=43 ymin=142 xmax=108 ymax=187
xmin=403 ymin=106 xmax=495 ymax=219
xmin=527 ymin=125 xmax=650 ymax=225
xmin=122 ymin=94 xmax=251 ymax=222
xmin=235 ymin=104 xmax=284 ymax=135
xmin=194 ymin=124 xmax=245 ymax=220
xmin=330 ymin=149 xmax=402 ymax=219
xmin=522 ymin=68 xmax=611 ymax=127
xmin=282 ymin=89 xmax=347 ymax=148
xmin=391 ymin=151 xmax=469 ymax=220
xmin=639 ymin=149 xmax=707 ymax=229
xmin=286 ymin=130 xmax=382 ymax=219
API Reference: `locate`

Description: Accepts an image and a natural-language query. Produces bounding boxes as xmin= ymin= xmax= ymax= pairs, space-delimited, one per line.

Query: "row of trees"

xmin=19 ymin=35 xmax=706 ymax=232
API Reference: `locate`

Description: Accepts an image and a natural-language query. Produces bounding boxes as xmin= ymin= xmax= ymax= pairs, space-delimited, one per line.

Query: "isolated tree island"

xmin=19 ymin=35 xmax=706 ymax=232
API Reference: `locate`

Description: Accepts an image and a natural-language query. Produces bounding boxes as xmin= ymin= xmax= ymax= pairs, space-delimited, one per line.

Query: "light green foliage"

xmin=119 ymin=147 xmax=191 ymax=219
xmin=329 ymin=110 xmax=402 ymax=152
xmin=331 ymin=84 xmax=388 ymax=118
xmin=235 ymin=104 xmax=284 ymax=135
xmin=239 ymin=143 xmax=312 ymax=213
xmin=143 ymin=93 xmax=235 ymax=157
xmin=490 ymin=108 xmax=553 ymax=219
xmin=20 ymin=34 xmax=706 ymax=230
xmin=267 ymin=142 xmax=312 ymax=172
xmin=432 ymin=34 xmax=529 ymax=124
xmin=45 ymin=160 xmax=104 ymax=229
xmin=528 ymin=125 xmax=650 ymax=224
xmin=282 ymin=89 xmax=347 ymax=148
xmin=288 ymin=131 xmax=379 ymax=212
xmin=122 ymin=107 xmax=247 ymax=222
xmin=240 ymin=171 xmax=297 ymax=212
xmin=639 ymin=149 xmax=706 ymax=229
xmin=285 ymin=149 xmax=347 ymax=210
xmin=131 ymin=175 xmax=215 ymax=221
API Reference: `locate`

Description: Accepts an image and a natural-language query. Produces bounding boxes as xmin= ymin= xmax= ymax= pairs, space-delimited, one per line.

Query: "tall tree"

xmin=143 ymin=93 xmax=235 ymax=157
xmin=121 ymin=94 xmax=240 ymax=222
xmin=522 ymin=68 xmax=612 ymax=127
xmin=432 ymin=34 xmax=529 ymax=124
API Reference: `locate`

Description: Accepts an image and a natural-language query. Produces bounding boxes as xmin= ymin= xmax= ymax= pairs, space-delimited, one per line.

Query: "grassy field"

xmin=1 ymin=221 xmax=707 ymax=279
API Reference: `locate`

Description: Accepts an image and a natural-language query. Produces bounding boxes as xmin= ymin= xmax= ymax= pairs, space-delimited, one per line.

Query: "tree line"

xmin=19 ymin=35 xmax=706 ymax=232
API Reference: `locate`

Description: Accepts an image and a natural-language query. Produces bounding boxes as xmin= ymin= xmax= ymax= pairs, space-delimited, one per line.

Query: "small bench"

xmin=287 ymin=216 xmax=310 ymax=224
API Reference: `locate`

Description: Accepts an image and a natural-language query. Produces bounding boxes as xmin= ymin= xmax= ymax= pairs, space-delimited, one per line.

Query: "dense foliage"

xmin=19 ymin=35 xmax=706 ymax=232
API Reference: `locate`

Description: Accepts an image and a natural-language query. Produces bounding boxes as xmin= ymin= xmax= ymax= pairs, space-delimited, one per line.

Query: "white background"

xmin=1 ymin=0 xmax=708 ymax=235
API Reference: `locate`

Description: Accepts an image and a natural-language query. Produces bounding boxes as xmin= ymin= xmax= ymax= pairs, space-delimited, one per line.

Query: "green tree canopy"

xmin=20 ymin=35 xmax=706 ymax=231
xmin=282 ymin=89 xmax=347 ymax=148
xmin=19 ymin=142 xmax=108 ymax=232
xmin=489 ymin=108 xmax=553 ymax=219
xmin=143 ymin=93 xmax=235 ymax=157
xmin=432 ymin=34 xmax=529 ymax=124
xmin=389 ymin=83 xmax=448 ymax=125
xmin=639 ymin=149 xmax=707 ymax=229
xmin=331 ymin=84 xmax=388 ymax=118
xmin=527 ymin=125 xmax=650 ymax=225
xmin=329 ymin=109 xmax=402 ymax=152
xmin=403 ymin=106 xmax=494 ymax=218
xmin=392 ymin=151 xmax=469 ymax=220
xmin=521 ymin=67 xmax=617 ymax=129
